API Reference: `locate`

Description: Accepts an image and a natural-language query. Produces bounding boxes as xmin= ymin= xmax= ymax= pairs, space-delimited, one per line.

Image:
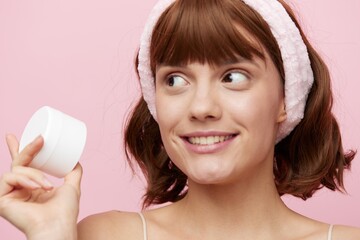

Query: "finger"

xmin=64 ymin=163 xmax=83 ymax=197
xmin=12 ymin=166 xmax=53 ymax=190
xmin=5 ymin=134 xmax=19 ymax=161
xmin=0 ymin=172 xmax=41 ymax=197
xmin=12 ymin=135 xmax=44 ymax=168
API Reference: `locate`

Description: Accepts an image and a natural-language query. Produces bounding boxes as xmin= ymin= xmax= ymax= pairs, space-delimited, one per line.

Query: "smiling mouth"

xmin=186 ymin=135 xmax=237 ymax=145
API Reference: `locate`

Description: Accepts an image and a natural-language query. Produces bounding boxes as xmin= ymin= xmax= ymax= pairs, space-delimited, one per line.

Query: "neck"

xmin=172 ymin=161 xmax=293 ymax=239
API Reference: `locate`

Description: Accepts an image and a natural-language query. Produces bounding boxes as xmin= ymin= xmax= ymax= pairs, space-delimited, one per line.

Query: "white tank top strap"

xmin=327 ymin=224 xmax=334 ymax=240
xmin=138 ymin=212 xmax=148 ymax=240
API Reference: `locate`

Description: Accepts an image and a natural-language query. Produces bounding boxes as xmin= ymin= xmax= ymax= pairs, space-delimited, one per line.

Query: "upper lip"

xmin=180 ymin=131 xmax=239 ymax=138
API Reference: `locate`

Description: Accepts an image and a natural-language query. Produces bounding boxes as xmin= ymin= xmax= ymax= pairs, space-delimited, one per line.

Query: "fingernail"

xmin=30 ymin=135 xmax=43 ymax=146
xmin=34 ymin=135 xmax=43 ymax=142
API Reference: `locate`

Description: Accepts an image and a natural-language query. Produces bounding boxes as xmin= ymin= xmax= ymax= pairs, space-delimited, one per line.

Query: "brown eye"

xmin=167 ymin=75 xmax=188 ymax=87
xmin=222 ymin=72 xmax=248 ymax=84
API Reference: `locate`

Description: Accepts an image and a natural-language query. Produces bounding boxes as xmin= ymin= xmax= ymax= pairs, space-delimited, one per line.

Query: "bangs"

xmin=150 ymin=0 xmax=267 ymax=72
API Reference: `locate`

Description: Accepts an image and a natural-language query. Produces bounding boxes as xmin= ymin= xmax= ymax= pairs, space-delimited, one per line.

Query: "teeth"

xmin=188 ymin=135 xmax=233 ymax=145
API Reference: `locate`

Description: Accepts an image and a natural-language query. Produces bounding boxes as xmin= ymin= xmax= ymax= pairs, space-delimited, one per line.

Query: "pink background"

xmin=0 ymin=0 xmax=359 ymax=238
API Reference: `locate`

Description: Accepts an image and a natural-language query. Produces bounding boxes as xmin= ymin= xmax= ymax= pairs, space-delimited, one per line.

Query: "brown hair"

xmin=124 ymin=0 xmax=355 ymax=208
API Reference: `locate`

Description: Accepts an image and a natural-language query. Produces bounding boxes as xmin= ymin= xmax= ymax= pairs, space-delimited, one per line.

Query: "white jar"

xmin=19 ymin=106 xmax=87 ymax=178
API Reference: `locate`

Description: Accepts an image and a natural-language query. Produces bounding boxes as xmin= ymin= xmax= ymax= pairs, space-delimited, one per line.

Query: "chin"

xmin=188 ymin=169 xmax=233 ymax=185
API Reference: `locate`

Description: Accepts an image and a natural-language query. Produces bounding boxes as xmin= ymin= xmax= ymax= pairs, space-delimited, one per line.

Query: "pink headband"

xmin=138 ymin=0 xmax=314 ymax=143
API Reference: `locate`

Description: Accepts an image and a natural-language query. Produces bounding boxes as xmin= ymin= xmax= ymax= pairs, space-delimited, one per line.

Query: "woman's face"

xmin=155 ymin=51 xmax=286 ymax=185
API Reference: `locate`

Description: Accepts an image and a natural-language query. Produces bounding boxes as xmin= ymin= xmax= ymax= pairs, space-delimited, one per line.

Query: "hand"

xmin=0 ymin=134 xmax=82 ymax=240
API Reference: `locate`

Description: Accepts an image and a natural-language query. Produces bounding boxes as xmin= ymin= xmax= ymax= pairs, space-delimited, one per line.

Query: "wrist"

xmin=27 ymin=219 xmax=77 ymax=240
xmin=28 ymin=232 xmax=77 ymax=240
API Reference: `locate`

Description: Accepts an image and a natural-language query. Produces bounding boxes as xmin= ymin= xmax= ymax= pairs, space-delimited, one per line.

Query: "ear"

xmin=277 ymin=99 xmax=287 ymax=123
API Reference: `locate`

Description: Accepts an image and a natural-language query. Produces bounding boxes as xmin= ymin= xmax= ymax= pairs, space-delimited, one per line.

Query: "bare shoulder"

xmin=77 ymin=211 xmax=143 ymax=240
xmin=333 ymin=225 xmax=360 ymax=240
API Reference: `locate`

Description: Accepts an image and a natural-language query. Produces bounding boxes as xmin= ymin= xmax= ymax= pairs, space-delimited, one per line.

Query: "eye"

xmin=166 ymin=75 xmax=188 ymax=87
xmin=222 ymin=71 xmax=248 ymax=84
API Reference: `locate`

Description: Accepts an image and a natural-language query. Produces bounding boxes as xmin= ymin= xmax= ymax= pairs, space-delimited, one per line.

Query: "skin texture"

xmin=0 ymin=135 xmax=81 ymax=240
xmin=154 ymin=57 xmax=286 ymax=186
xmin=1 ymin=54 xmax=360 ymax=239
xmin=77 ymin=50 xmax=360 ymax=240
xmin=1 ymin=11 xmax=360 ymax=240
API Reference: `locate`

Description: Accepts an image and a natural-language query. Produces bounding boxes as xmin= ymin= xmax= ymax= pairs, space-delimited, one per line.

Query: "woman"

xmin=1 ymin=0 xmax=359 ymax=239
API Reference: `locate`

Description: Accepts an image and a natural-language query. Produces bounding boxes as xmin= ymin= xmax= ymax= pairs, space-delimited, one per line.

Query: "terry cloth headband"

xmin=138 ymin=0 xmax=314 ymax=143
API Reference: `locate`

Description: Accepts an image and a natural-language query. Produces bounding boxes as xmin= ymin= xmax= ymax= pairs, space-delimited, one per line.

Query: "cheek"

xmin=226 ymin=89 xmax=281 ymax=138
xmin=156 ymin=94 xmax=185 ymax=128
xmin=155 ymin=93 xmax=187 ymax=150
xmin=155 ymin=82 xmax=198 ymax=124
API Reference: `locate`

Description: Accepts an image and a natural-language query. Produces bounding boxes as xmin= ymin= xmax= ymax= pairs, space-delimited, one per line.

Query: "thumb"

xmin=64 ymin=163 xmax=83 ymax=197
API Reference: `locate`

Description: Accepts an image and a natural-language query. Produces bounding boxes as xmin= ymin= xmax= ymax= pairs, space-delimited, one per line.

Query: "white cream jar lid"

xmin=19 ymin=106 xmax=87 ymax=178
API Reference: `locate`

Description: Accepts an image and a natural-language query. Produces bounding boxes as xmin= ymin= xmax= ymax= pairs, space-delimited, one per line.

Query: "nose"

xmin=188 ymin=84 xmax=222 ymax=122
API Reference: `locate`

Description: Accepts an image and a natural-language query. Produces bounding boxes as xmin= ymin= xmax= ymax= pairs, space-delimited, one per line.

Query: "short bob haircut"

xmin=124 ymin=0 xmax=355 ymax=208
